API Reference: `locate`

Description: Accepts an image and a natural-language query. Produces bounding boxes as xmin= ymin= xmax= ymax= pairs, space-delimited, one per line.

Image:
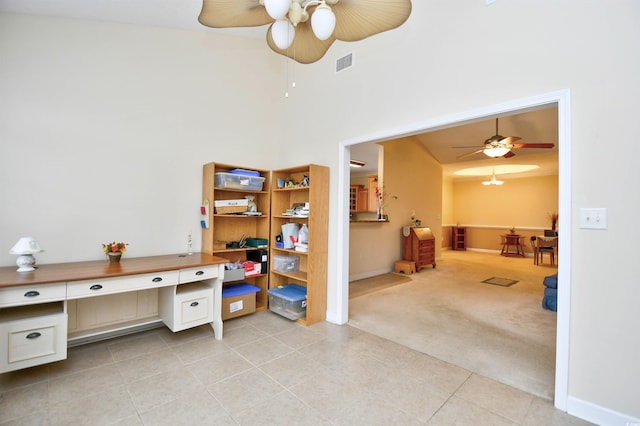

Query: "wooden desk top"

xmin=0 ymin=253 xmax=227 ymax=288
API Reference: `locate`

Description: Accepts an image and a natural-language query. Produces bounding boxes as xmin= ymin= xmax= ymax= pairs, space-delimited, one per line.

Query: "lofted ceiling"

xmin=351 ymin=106 xmax=559 ymax=182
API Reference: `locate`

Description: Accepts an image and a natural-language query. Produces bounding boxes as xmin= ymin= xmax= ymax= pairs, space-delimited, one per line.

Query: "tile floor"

xmin=0 ymin=311 xmax=591 ymax=425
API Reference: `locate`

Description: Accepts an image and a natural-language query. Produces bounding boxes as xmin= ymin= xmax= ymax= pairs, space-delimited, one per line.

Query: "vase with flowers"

xmin=102 ymin=241 xmax=128 ymax=263
xmin=549 ymin=212 xmax=558 ymax=231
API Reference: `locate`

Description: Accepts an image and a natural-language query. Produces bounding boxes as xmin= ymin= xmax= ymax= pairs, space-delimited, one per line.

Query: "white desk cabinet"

xmin=0 ymin=253 xmax=226 ymax=373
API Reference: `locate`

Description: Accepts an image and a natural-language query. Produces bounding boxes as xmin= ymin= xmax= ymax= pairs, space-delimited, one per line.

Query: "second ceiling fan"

xmin=455 ymin=118 xmax=555 ymax=159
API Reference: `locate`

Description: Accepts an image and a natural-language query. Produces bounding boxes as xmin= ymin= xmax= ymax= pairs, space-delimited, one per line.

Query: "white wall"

xmin=2 ymin=1 xmax=640 ymax=422
xmin=0 ymin=14 xmax=283 ymax=264
xmin=279 ymin=0 xmax=640 ymax=422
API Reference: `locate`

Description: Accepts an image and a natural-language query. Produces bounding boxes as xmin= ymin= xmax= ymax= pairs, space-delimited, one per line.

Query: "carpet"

xmin=482 ymin=277 xmax=519 ymax=287
xmin=349 ymin=273 xmax=412 ymax=299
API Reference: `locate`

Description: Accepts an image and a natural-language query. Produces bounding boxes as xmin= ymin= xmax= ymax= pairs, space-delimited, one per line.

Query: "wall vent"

xmin=336 ymin=53 xmax=353 ymax=73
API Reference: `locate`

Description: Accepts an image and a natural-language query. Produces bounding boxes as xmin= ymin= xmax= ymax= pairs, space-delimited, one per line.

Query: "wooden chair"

xmin=530 ymin=236 xmax=540 ymax=265
xmin=536 ymin=237 xmax=558 ymax=265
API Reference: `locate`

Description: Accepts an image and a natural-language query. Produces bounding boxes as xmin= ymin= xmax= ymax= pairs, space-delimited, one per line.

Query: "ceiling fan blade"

xmin=456 ymin=149 xmax=484 ymax=159
xmin=511 ymin=143 xmax=555 ymax=149
xmin=267 ymin=20 xmax=336 ymax=64
xmin=199 ymin=0 xmax=272 ymax=28
xmin=500 ymin=136 xmax=521 ymax=145
xmin=332 ymin=0 xmax=412 ymax=41
xmin=503 ymin=151 xmax=516 ymax=158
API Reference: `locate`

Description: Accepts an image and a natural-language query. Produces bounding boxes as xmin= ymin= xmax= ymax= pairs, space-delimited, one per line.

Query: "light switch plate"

xmin=579 ymin=208 xmax=607 ymax=229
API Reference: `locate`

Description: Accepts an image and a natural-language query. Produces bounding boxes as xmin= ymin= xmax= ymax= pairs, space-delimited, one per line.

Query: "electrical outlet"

xmin=579 ymin=208 xmax=607 ymax=229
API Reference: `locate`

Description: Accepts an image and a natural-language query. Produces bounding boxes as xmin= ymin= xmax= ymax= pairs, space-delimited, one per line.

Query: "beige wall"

xmin=349 ymin=137 xmax=442 ymax=279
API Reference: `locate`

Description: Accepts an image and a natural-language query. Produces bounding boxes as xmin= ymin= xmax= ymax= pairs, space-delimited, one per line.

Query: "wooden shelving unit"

xmin=202 ymin=163 xmax=271 ymax=312
xmin=452 ymin=226 xmax=467 ymax=251
xmin=269 ymin=164 xmax=328 ymax=326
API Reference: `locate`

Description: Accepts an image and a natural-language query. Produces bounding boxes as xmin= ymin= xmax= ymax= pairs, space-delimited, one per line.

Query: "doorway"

xmin=335 ymin=90 xmax=572 ymax=410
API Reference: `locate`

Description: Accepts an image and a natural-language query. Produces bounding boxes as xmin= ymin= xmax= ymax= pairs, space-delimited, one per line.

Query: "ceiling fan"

xmin=455 ymin=118 xmax=555 ymax=159
xmin=198 ymin=0 xmax=412 ymax=64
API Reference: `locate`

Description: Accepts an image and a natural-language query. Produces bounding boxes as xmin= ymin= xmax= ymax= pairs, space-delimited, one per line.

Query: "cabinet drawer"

xmin=0 ymin=283 xmax=66 ymax=308
xmin=0 ymin=304 xmax=67 ymax=373
xmin=160 ymin=284 xmax=213 ymax=332
xmin=67 ymin=271 xmax=179 ymax=299
xmin=179 ymin=266 xmax=220 ymax=284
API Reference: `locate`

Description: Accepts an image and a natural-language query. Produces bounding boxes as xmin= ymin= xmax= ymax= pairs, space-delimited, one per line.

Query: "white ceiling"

xmin=351 ymin=106 xmax=558 ymax=182
xmin=0 ymin=2 xmax=558 ymax=183
xmin=0 ymin=0 xmax=265 ymax=37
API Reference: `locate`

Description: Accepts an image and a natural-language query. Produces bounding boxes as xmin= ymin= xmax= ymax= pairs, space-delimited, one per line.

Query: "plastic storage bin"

xmin=215 ymin=172 xmax=265 ymax=191
xmin=268 ymin=284 xmax=307 ymax=320
xmin=273 ymin=255 xmax=299 ymax=273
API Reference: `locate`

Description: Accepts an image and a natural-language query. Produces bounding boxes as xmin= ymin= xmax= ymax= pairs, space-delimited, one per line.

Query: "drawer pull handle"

xmin=190 ymin=301 xmax=199 ymax=307
xmin=195 ymin=270 xmax=204 ymax=276
xmin=152 ymin=277 xmax=163 ymax=283
xmin=90 ymin=284 xmax=103 ymax=291
xmin=24 ymin=291 xmax=40 ymax=298
xmin=26 ymin=332 xmax=42 ymax=339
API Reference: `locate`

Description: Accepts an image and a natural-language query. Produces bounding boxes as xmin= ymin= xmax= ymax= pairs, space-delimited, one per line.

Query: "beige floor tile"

xmin=187 ymin=350 xmax=253 ymax=386
xmin=137 ymin=388 xmax=227 ymax=425
xmin=207 ymin=368 xmax=285 ymax=415
xmin=0 ymin=410 xmax=50 ymax=425
xmin=259 ymin=350 xmax=329 ymax=389
xmin=0 ymin=364 xmax=49 ymax=393
xmin=170 ymin=334 xmax=232 ymax=365
xmin=233 ymin=335 xmax=294 ymax=366
xmin=454 ymin=374 xmax=535 ymax=423
xmin=156 ymin=323 xmax=214 ymax=346
xmin=427 ymin=395 xmax=519 ymax=425
xmin=289 ymin=372 xmax=370 ymax=422
xmin=116 ymin=347 xmax=183 ymax=383
xmin=241 ymin=310 xmax=300 ymax=335
xmin=48 ymin=384 xmax=136 ymax=426
xmin=48 ymin=341 xmax=114 ymax=379
xmin=523 ymin=397 xmax=595 ymax=425
xmin=233 ymin=390 xmax=331 ymax=426
xmin=272 ymin=323 xmax=326 ymax=349
xmin=107 ymin=332 xmax=169 ymax=362
xmin=218 ymin=323 xmax=267 ymax=348
xmin=333 ymin=392 xmax=424 ymax=425
xmin=126 ymin=367 xmax=206 ymax=412
xmin=48 ymin=363 xmax=124 ymax=405
xmin=0 ymin=381 xmax=49 ymax=424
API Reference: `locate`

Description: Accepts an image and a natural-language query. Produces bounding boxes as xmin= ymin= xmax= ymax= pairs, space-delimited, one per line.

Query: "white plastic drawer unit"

xmin=0 ymin=303 xmax=68 ymax=373
xmin=0 ymin=283 xmax=66 ymax=308
xmin=67 ymin=270 xmax=179 ymax=299
xmin=178 ymin=265 xmax=220 ymax=284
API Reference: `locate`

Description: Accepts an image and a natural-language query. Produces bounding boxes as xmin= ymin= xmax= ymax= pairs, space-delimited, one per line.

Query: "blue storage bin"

xmin=268 ymin=284 xmax=307 ymax=320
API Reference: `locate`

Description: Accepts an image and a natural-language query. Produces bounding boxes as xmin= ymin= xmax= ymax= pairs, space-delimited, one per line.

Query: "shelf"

xmin=270 ymin=269 xmax=307 ymax=282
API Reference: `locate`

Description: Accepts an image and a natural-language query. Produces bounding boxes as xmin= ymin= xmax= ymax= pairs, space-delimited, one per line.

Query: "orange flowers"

xmin=102 ymin=241 xmax=128 ymax=253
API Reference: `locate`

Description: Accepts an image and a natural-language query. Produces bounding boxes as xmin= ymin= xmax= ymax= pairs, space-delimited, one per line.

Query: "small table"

xmin=501 ymin=234 xmax=525 ymax=257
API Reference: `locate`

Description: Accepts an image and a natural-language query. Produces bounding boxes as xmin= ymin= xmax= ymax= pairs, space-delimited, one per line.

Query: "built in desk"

xmin=0 ymin=253 xmax=226 ymax=373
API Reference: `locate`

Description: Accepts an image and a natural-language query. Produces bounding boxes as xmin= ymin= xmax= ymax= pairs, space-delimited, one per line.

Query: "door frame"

xmin=334 ymin=89 xmax=572 ymax=411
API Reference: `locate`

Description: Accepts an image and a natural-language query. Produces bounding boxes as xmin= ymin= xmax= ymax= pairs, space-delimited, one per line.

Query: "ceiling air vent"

xmin=336 ymin=53 xmax=353 ymax=73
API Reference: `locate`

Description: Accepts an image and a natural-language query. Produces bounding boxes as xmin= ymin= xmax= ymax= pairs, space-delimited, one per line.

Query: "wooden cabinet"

xmin=402 ymin=227 xmax=436 ymax=271
xmin=452 ymin=226 xmax=467 ymax=251
xmin=202 ymin=163 xmax=270 ymax=312
xmin=270 ymin=164 xmax=328 ymax=326
xmin=349 ymin=185 xmax=368 ymax=212
xmin=367 ymin=175 xmax=378 ymax=212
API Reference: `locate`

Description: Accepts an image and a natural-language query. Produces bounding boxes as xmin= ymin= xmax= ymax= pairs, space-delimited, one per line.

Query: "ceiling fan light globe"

xmin=483 ymin=147 xmax=510 ymax=158
xmin=272 ymin=19 xmax=295 ymax=49
xmin=264 ymin=0 xmax=292 ymax=20
xmin=311 ymin=4 xmax=336 ymax=40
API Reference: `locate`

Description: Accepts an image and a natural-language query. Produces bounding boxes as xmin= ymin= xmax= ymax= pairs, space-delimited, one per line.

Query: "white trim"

xmin=567 ymin=396 xmax=640 ymax=426
xmin=335 ymin=89 xmax=572 ymax=412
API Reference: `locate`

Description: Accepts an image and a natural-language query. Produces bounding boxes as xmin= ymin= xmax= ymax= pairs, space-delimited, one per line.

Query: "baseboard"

xmin=567 ymin=395 xmax=640 ymax=425
xmin=349 ymin=268 xmax=393 ymax=282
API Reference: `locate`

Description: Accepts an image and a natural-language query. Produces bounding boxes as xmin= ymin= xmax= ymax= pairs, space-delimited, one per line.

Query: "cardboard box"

xmin=214 ymin=199 xmax=248 ymax=214
xmin=221 ymin=283 xmax=260 ymax=320
xmin=223 ymin=267 xmax=245 ymax=282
